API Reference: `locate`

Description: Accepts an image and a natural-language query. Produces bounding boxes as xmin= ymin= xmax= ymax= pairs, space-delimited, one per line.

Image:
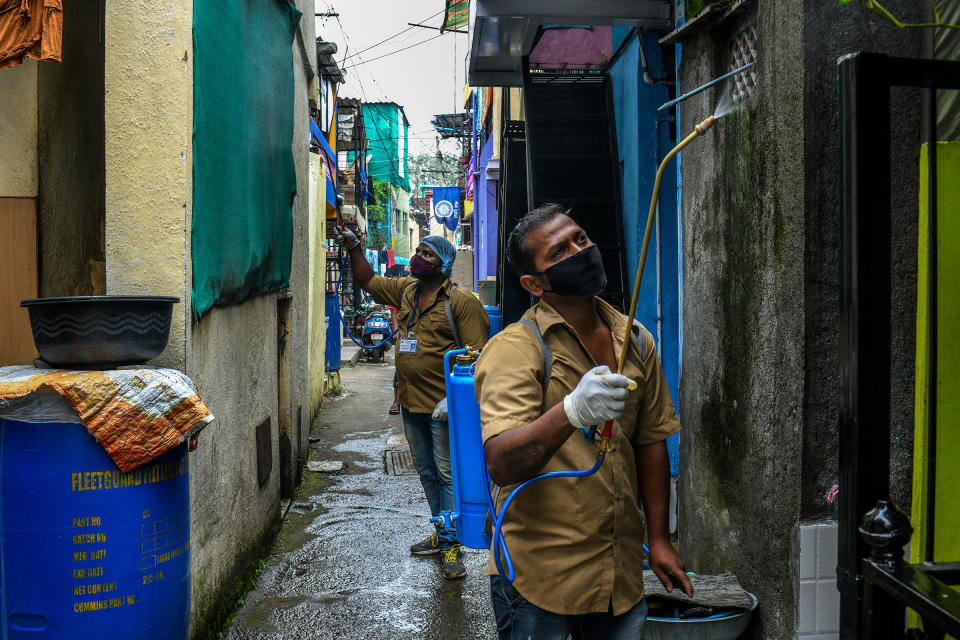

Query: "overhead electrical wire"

xmin=341 ymin=33 xmax=444 ymax=70
xmin=342 ymin=7 xmax=445 ymax=62
xmin=327 ymin=12 xmax=402 ymax=181
xmin=323 ymin=8 xmax=460 ymax=191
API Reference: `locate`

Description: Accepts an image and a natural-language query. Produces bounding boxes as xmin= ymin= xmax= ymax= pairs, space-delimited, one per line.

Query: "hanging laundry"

xmin=386 ymin=249 xmax=395 ymax=268
xmin=365 ymin=248 xmax=380 ymax=272
xmin=0 ymin=0 xmax=63 ymax=70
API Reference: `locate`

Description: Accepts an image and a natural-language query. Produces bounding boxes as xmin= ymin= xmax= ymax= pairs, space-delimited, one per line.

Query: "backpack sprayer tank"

xmin=439 ymin=346 xmax=491 ymax=550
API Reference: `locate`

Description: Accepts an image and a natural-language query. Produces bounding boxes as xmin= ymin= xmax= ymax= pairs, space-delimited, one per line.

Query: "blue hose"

xmin=482 ymin=444 xmax=605 ymax=583
xmin=334 ymin=258 xmax=398 ymax=350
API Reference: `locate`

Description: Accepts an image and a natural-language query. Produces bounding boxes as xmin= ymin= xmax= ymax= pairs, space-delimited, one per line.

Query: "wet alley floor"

xmin=225 ymin=351 xmax=498 ymax=640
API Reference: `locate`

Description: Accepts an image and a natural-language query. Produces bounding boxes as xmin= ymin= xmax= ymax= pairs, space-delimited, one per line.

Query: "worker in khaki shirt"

xmin=338 ymin=227 xmax=489 ymax=580
xmin=474 ymin=204 xmax=692 ymax=639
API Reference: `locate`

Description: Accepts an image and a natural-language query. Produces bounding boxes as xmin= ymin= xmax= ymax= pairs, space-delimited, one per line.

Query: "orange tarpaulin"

xmin=0 ymin=0 xmax=62 ymax=70
xmin=0 ymin=366 xmax=213 ymax=472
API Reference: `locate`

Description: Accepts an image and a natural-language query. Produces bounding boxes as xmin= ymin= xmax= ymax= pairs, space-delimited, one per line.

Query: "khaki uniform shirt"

xmin=367 ymin=275 xmax=489 ymax=414
xmin=474 ymin=298 xmax=681 ymax=616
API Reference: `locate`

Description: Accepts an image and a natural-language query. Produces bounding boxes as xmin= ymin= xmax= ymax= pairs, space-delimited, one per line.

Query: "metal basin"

xmin=644 ymin=592 xmax=758 ymax=640
xmin=21 ymin=296 xmax=178 ymax=368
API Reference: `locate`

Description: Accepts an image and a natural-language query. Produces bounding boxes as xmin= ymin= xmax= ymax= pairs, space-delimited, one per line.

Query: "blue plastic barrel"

xmin=484 ymin=305 xmax=501 ymax=339
xmin=1 ymin=418 xmax=190 ymax=639
xmin=444 ymin=354 xmax=491 ymax=550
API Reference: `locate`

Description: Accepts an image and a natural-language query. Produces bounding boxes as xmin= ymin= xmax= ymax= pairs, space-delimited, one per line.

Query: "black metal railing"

xmin=838 ymin=52 xmax=960 ymax=639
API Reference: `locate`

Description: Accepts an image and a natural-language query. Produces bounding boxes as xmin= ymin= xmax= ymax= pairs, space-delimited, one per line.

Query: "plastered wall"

xmin=101 ymin=0 xmax=317 ymax=635
xmin=676 ymin=9 xmax=806 ymax=637
xmin=104 ymin=0 xmax=192 ymax=372
xmin=188 ymin=295 xmax=280 ymax=635
xmin=308 ymin=155 xmax=328 ymax=422
xmin=0 ymin=60 xmax=38 ymax=198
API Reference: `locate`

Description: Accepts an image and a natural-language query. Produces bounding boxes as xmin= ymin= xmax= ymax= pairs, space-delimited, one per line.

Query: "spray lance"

xmin=462 ymin=62 xmax=757 ymax=583
xmin=485 ymin=115 xmax=728 ymax=582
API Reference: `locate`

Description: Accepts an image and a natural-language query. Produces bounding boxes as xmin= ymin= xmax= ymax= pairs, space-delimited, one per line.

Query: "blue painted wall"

xmin=609 ymin=31 xmax=680 ymax=475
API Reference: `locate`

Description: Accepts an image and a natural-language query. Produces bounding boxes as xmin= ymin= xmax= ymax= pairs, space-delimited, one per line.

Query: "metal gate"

xmin=838 ymin=52 xmax=960 ymax=639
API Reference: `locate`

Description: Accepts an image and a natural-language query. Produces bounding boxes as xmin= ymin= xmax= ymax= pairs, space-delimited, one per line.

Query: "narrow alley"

xmin=225 ymin=351 xmax=496 ymax=640
xmin=2 ymin=1 xmax=959 ymax=639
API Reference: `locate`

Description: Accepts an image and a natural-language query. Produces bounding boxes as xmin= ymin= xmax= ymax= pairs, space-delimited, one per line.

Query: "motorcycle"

xmin=360 ymin=308 xmax=392 ymax=362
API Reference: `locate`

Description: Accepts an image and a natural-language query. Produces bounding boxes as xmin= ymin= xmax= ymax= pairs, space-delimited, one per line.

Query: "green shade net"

xmin=443 ymin=0 xmax=468 ymax=30
xmin=191 ymin=0 xmax=302 ymax=319
xmin=362 ymin=103 xmax=410 ymax=193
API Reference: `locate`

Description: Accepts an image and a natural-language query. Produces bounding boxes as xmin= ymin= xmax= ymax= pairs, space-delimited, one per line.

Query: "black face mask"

xmin=537 ymin=245 xmax=607 ymax=297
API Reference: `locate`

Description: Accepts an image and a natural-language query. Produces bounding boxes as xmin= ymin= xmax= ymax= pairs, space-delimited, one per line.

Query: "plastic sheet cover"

xmin=191 ymin=0 xmax=302 ymax=319
xmin=0 ymin=366 xmax=214 ymax=472
xmin=362 ymin=103 xmax=410 ymax=193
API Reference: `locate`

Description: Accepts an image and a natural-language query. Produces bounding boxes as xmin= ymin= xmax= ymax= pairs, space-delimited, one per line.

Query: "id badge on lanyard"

xmin=398 ymin=290 xmax=420 ymax=354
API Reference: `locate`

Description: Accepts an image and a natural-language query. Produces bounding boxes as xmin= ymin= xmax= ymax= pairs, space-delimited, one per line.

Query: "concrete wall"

xmin=451 ymin=247 xmax=474 ymax=291
xmin=38 ymin=0 xmax=105 ymax=297
xmin=392 ymin=186 xmax=412 ymax=259
xmin=0 ymin=60 xmax=38 ymax=197
xmin=676 ymin=9 xmax=806 ymax=638
xmin=102 ymin=0 xmax=316 ymax=634
xmin=308 ymin=155 xmax=328 ymax=423
xmin=104 ymin=0 xmax=192 ymax=371
xmin=675 ymin=2 xmax=921 ymax=637
xmin=188 ymin=295 xmax=280 ymax=634
xmin=283 ymin=0 xmax=316 ymax=500
xmin=799 ymin=0 xmax=921 ymax=521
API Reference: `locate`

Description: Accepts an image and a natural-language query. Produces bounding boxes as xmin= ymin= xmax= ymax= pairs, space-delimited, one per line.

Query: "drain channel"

xmin=383 ymin=449 xmax=417 ymax=476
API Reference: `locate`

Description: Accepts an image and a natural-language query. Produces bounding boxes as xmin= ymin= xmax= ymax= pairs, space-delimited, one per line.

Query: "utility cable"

xmin=341 ymin=34 xmax=443 ymax=70
xmin=342 ymin=7 xmax=445 ymax=61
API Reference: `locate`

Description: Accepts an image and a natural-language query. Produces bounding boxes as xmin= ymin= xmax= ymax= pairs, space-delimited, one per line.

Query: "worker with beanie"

xmin=337 ymin=227 xmax=489 ymax=579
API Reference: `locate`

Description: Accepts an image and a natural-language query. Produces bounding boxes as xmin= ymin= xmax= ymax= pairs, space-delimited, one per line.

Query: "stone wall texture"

xmin=676 ymin=2 xmax=921 ymax=637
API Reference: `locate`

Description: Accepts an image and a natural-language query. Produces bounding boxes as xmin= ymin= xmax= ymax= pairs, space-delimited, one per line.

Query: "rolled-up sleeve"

xmin=475 ymin=327 xmax=547 ymax=442
xmin=366 ymin=275 xmax=410 ymax=308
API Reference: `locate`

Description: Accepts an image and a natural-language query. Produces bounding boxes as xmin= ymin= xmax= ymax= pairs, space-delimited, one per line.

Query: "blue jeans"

xmin=400 ymin=408 xmax=457 ymax=547
xmin=490 ymin=576 xmax=648 ymax=640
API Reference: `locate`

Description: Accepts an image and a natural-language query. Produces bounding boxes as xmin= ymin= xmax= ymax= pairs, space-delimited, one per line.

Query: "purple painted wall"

xmin=473 ymin=133 xmax=497 ymax=291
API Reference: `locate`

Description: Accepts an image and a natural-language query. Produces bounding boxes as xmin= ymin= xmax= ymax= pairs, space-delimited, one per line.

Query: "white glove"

xmin=432 ymin=397 xmax=448 ymax=421
xmin=336 ymin=224 xmax=360 ymax=250
xmin=563 ymin=366 xmax=637 ymax=428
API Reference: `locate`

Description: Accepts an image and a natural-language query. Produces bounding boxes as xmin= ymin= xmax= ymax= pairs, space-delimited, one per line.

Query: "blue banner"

xmin=432 ymin=186 xmax=460 ymax=231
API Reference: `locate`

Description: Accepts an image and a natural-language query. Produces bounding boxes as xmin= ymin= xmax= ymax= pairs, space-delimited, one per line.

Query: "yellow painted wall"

xmin=308 ymin=154 xmax=328 ymax=421
xmin=104 ymin=2 xmax=192 ymax=371
xmin=910 ymin=142 xmax=960 ymax=562
xmin=912 ymin=142 xmax=960 ymax=571
xmin=0 ymin=60 xmax=38 ymax=197
xmin=492 ymin=88 xmax=502 ymax=160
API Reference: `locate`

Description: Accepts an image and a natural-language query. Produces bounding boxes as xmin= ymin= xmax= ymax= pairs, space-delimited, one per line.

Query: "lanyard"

xmin=405 ymin=291 xmax=421 ymax=334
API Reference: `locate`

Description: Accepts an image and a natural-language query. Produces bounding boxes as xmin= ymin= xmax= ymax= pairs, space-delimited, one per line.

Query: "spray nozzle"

xmin=695 ymin=116 xmax=716 ymax=136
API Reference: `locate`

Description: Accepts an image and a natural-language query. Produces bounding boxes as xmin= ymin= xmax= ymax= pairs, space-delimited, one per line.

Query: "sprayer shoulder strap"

xmin=630 ymin=320 xmax=649 ymax=362
xmin=515 ymin=317 xmax=646 ymax=397
xmin=517 ymin=319 xmax=552 ymax=397
xmin=445 ymin=285 xmax=463 ymax=348
xmin=399 ymin=283 xmax=462 ymax=348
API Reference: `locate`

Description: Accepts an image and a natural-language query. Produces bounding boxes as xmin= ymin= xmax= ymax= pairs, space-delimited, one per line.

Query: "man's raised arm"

xmin=336 ymin=225 xmax=374 ymax=290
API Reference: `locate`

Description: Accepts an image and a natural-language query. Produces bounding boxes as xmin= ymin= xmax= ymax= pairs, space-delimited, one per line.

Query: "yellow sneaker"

xmin=410 ymin=531 xmax=441 ymax=556
xmin=441 ymin=544 xmax=466 ymax=580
